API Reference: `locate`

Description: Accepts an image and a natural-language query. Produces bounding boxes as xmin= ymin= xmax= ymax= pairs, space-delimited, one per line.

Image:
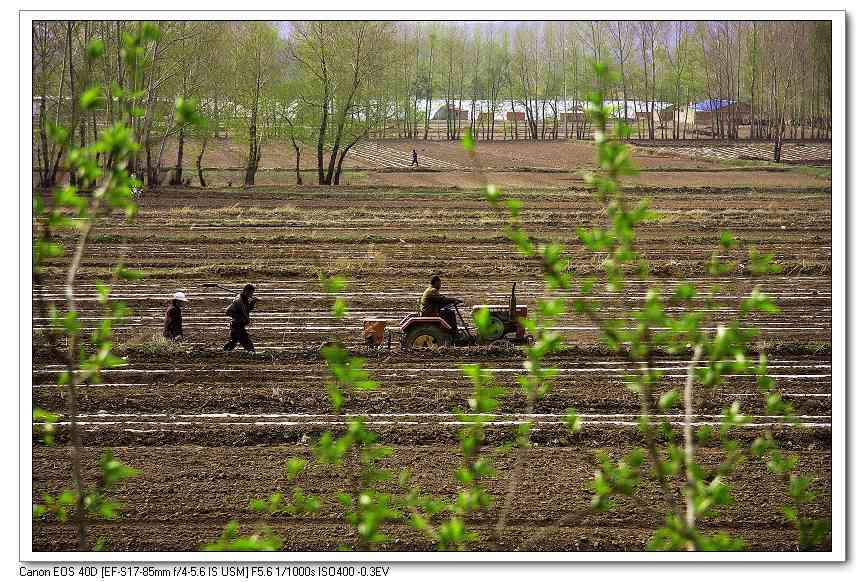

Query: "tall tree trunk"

xmin=66 ymin=21 xmax=79 ymax=187
xmin=196 ymin=135 xmax=208 ymax=187
xmin=317 ymin=98 xmax=328 ymax=185
xmin=245 ymin=92 xmax=260 ymax=186
xmin=172 ymin=127 xmax=185 ymax=185
xmin=289 ymin=135 xmax=303 ymax=185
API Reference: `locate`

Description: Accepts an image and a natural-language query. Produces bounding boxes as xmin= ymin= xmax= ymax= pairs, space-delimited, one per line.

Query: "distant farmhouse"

xmin=429 ymin=103 xmax=469 ymax=121
xmin=693 ymin=99 xmax=752 ymax=125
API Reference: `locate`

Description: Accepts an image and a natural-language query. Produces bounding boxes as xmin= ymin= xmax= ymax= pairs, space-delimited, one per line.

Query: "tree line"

xmin=32 ymin=20 xmax=832 ymax=187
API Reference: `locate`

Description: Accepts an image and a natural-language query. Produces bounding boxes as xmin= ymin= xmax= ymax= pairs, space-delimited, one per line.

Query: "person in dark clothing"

xmin=419 ymin=275 xmax=462 ymax=335
xmin=163 ymin=291 xmax=188 ymax=341
xmin=223 ymin=284 xmax=258 ymax=353
xmin=411 ymin=149 xmax=419 ymax=167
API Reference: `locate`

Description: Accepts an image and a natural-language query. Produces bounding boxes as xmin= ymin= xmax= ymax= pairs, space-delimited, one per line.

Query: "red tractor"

xmin=364 ymin=283 xmax=533 ymax=349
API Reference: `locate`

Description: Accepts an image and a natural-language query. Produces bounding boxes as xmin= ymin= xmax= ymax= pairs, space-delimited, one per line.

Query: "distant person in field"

xmin=419 ymin=275 xmax=462 ymax=336
xmin=411 ymin=149 xmax=419 ymax=167
xmin=163 ymin=291 xmax=188 ymax=341
xmin=223 ymin=283 xmax=258 ymax=354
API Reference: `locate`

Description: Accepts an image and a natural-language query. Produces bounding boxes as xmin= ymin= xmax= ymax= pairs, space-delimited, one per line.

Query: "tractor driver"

xmin=419 ymin=275 xmax=462 ymax=335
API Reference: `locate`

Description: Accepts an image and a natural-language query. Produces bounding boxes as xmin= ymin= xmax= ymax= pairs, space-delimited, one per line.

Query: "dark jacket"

xmin=163 ymin=303 xmax=183 ymax=340
xmin=226 ymin=294 xmax=256 ymax=328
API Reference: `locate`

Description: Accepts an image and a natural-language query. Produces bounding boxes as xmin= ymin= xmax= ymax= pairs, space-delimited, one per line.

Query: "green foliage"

xmin=564 ymin=408 xmax=583 ymax=433
xmin=33 ymin=451 xmax=138 ymax=524
xmin=591 ymin=449 xmax=644 ymax=511
xmin=209 ymin=277 xmax=406 ymax=551
xmin=321 ymin=344 xmax=378 ymax=412
xmin=79 ymin=86 xmax=104 ymax=111
xmin=481 ymin=62 xmax=828 ymax=552
xmin=462 ymin=127 xmax=476 ymax=154
xmin=250 ymin=488 xmax=321 ymax=516
xmin=319 ymin=273 xmax=348 ymax=318
xmin=748 ymin=249 xmax=783 ymax=275
xmin=32 ymin=408 xmax=58 ymax=446
xmin=203 ymin=521 xmax=283 ymax=552
xmin=86 ymin=38 xmax=105 ymax=60
xmin=33 ymin=490 xmax=76 ymax=522
xmin=648 ymin=514 xmax=745 ymax=551
xmin=175 ymin=97 xmax=205 ymax=127
xmin=472 ymin=307 xmax=494 ymax=340
xmin=312 ymin=418 xmax=401 ymax=549
xmin=32 ymin=21 xmax=204 ymax=552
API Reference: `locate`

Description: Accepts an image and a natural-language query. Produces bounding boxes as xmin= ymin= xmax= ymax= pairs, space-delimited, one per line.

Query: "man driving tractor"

xmin=419 ymin=275 xmax=462 ymax=336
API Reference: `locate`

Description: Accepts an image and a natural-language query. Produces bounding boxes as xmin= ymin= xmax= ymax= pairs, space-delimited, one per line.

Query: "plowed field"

xmin=31 ymin=139 xmax=833 ymax=552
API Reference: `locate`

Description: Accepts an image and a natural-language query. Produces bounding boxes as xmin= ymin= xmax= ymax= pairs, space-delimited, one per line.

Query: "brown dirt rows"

xmin=633 ymin=142 xmax=832 ymax=165
xmin=32 ymin=445 xmax=830 ymax=552
xmin=326 ymin=170 xmax=830 ymax=190
xmin=32 ymin=349 xmax=832 ymax=418
xmin=31 ymin=148 xmax=833 ymax=553
xmin=374 ymin=139 xmax=735 ymax=171
xmin=35 ymin=187 xmax=832 ymax=351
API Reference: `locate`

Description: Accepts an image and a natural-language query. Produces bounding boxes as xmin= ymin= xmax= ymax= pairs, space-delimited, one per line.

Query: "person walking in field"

xmin=163 ymin=291 xmax=188 ymax=341
xmin=223 ymin=284 xmax=258 ymax=354
xmin=411 ymin=149 xmax=419 ymax=167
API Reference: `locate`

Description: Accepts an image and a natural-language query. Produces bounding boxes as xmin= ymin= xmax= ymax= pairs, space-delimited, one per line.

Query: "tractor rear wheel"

xmin=405 ymin=324 xmax=452 ymax=349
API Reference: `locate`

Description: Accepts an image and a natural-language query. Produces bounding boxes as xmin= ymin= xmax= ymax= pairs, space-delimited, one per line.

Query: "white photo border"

xmin=19 ymin=8 xmax=847 ymax=563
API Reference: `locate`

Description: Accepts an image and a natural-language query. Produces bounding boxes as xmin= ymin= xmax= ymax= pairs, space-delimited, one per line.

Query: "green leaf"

xmin=175 ymin=97 xmax=205 ymax=127
xmin=115 ymin=266 xmax=145 ymax=280
xmin=673 ymin=283 xmax=697 ymax=301
xmin=505 ymin=198 xmax=523 ymax=217
xmin=461 ymin=128 xmax=475 ymax=153
xmin=285 ymin=458 xmax=307 ymax=479
xmin=141 ymin=22 xmax=161 ymax=42
xmin=318 ymin=273 xmax=346 ymax=293
xmin=455 ymin=468 xmax=473 ymax=484
xmin=473 ymin=307 xmax=494 ymax=339
xmin=564 ymin=408 xmax=582 ymax=433
xmin=46 ymin=122 xmax=69 ymax=145
xmin=87 ymin=38 xmax=105 ymax=60
xmin=659 ymin=390 xmax=680 ymax=410
xmin=747 ymin=249 xmax=782 ymax=275
xmin=719 ymin=230 xmax=737 ymax=250
xmin=484 ymin=183 xmax=501 ymax=204
xmin=741 ymin=288 xmax=779 ymax=315
xmin=80 ymin=86 xmax=104 ymax=111
xmin=328 ymin=384 xmax=344 ymax=413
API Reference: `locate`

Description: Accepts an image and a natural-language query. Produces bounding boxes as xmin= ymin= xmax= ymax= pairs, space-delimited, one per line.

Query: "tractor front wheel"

xmin=405 ymin=324 xmax=452 ymax=349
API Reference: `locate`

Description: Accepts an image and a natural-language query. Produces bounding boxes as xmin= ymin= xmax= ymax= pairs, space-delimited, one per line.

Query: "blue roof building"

xmin=693 ymin=99 xmax=735 ymax=112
